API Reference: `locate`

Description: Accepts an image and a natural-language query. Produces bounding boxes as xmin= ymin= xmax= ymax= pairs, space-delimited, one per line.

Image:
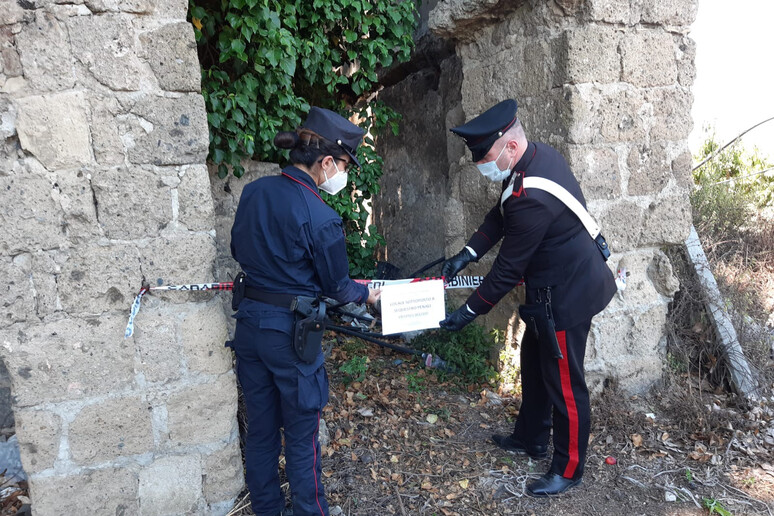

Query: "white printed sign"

xmin=380 ymin=279 xmax=446 ymax=335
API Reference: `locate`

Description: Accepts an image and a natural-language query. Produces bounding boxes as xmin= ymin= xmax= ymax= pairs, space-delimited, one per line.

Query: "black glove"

xmin=439 ymin=305 xmax=477 ymax=331
xmin=442 ymin=247 xmax=475 ymax=281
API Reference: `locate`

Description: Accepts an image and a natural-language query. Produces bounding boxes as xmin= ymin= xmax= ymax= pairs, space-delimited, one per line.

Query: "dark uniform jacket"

xmin=465 ymin=142 xmax=616 ymax=330
xmin=231 ymin=165 xmax=369 ymax=305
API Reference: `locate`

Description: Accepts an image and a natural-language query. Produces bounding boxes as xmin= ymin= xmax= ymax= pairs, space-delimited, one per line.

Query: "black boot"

xmin=526 ymin=472 xmax=581 ymax=496
xmin=490 ymin=434 xmax=548 ymax=459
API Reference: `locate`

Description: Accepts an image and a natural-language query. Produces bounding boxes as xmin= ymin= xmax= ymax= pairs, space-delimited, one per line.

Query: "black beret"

xmin=450 ymin=99 xmax=518 ymax=162
xmin=302 ymin=107 xmax=365 ymax=168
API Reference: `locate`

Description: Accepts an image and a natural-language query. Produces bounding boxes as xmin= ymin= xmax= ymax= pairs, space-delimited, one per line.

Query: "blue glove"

xmin=439 ymin=305 xmax=477 ymax=331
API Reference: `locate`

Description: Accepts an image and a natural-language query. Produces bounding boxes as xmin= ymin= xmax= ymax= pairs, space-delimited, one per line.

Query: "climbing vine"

xmin=188 ymin=0 xmax=418 ymax=276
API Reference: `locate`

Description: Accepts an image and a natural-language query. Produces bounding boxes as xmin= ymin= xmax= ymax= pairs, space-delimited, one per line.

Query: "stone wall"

xmin=377 ymin=0 xmax=696 ymax=393
xmin=0 ymin=1 xmax=242 ymax=514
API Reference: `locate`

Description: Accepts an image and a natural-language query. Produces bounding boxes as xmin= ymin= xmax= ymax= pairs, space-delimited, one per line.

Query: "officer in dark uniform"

xmin=230 ymin=107 xmax=380 ymax=516
xmin=439 ymin=99 xmax=616 ymax=496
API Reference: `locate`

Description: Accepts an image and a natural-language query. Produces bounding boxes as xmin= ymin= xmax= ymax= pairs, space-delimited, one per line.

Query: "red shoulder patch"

xmin=511 ymin=172 xmax=524 ymax=197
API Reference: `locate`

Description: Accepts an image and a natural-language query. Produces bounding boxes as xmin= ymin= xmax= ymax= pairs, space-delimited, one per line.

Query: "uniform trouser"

xmin=512 ymin=318 xmax=592 ymax=480
xmin=233 ymin=309 xmax=330 ymax=516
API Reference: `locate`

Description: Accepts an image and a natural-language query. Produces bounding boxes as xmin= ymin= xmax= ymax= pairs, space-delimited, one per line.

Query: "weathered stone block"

xmin=55 ymin=169 xmax=102 ymax=243
xmin=586 ymin=304 xmax=667 ymax=393
xmin=648 ymin=249 xmax=680 ymax=298
xmin=138 ymin=232 xmax=217 ymax=300
xmin=58 ymin=243 xmax=141 ymax=314
xmin=132 ymin=300 xmax=182 ymax=384
xmin=165 ymin=374 xmax=237 ymax=446
xmin=203 ymin=440 xmax=243 ymax=504
xmin=564 ymin=145 xmax=621 ymax=200
xmin=85 ymin=0 xmax=155 ymax=13
xmin=671 ymin=145 xmax=693 ymax=189
xmin=14 ymin=408 xmax=61 ymax=474
xmin=15 ymin=91 xmax=91 ymax=170
xmin=606 ymin=250 xmax=670 ymax=311
xmin=139 ymin=454 xmax=203 ymax=516
xmin=69 ymin=396 xmax=153 ymax=465
xmin=15 ymin=10 xmax=74 ymax=91
xmin=89 ymin=94 xmax=126 ymax=166
xmin=621 ymin=31 xmax=678 ymax=88
xmin=180 ymin=300 xmax=232 ymax=376
xmin=124 ymin=93 xmax=208 ymax=166
xmin=91 ymin=166 xmax=173 ymax=239
xmin=428 ymin=0 xmax=525 ymax=41
xmin=639 ymin=0 xmax=698 ymax=26
xmin=647 ymin=87 xmax=693 ymax=141
xmin=151 ymin=0 xmax=187 ymax=20
xmin=638 ymin=193 xmax=692 ymax=246
xmin=0 ymin=317 xmax=135 ymax=406
xmin=0 ymin=254 xmax=34 ymax=327
xmin=585 ymin=0 xmax=636 ymax=25
xmin=0 ymin=0 xmax=27 ymax=25
xmin=676 ymin=36 xmax=696 ymax=88
xmin=29 ymin=467 xmax=139 ymax=516
xmin=626 ymin=142 xmax=672 ymax=196
xmin=0 ymin=95 xmax=16 ymax=140
xmin=0 ymin=47 xmax=22 ymax=78
xmin=597 ymin=200 xmax=645 ymax=252
xmin=597 ymin=86 xmax=648 ymax=143
xmin=69 ymin=14 xmax=147 ymax=91
xmin=140 ymin=22 xmax=200 ymax=92
xmin=564 ymin=84 xmax=648 ymax=145
xmin=30 ymin=250 xmax=66 ymax=318
xmin=561 ymin=26 xmax=621 ymax=84
xmin=0 ymin=168 xmax=67 ymax=256
xmin=178 ymin=164 xmax=215 ymax=231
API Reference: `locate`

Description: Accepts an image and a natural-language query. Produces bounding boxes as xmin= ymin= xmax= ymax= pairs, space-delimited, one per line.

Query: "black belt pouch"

xmin=232 ymin=272 xmax=246 ymax=311
xmin=518 ymin=300 xmax=564 ymax=359
xmin=293 ymin=297 xmax=327 ymax=364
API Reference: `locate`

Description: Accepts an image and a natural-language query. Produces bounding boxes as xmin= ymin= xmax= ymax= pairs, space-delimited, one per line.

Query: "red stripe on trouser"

xmin=556 ymin=331 xmax=580 ymax=478
xmin=313 ymin=411 xmax=324 ymax=516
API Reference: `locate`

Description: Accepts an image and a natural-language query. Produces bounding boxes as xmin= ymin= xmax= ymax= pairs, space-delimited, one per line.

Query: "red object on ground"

xmin=605 ymin=456 xmax=617 ymax=465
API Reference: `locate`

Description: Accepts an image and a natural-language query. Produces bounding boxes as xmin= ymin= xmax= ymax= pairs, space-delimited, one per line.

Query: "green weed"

xmin=339 ymin=355 xmax=368 ymax=385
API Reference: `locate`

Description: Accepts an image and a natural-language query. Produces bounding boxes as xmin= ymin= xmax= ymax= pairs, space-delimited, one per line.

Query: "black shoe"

xmin=491 ymin=434 xmax=548 ymax=459
xmin=526 ymin=472 xmax=582 ymax=497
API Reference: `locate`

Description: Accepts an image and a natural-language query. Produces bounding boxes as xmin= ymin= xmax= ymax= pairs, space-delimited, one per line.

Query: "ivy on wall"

xmin=188 ymin=0 xmax=418 ymax=277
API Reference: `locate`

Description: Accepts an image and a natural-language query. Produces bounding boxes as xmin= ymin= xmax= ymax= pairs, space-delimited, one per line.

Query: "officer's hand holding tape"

xmin=442 ymin=247 xmax=476 ymax=281
xmin=367 ymin=288 xmax=381 ymax=305
xmin=439 ymin=304 xmax=477 ymax=331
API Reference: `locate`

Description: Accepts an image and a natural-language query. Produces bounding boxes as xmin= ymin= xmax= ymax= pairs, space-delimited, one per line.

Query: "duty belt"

xmin=244 ymin=286 xmax=299 ymax=311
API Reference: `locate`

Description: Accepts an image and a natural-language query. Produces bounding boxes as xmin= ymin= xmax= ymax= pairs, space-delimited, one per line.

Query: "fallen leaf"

xmin=459 ymin=479 xmax=470 ymax=489
xmin=427 ymin=414 xmax=439 ymax=424
xmin=631 ymin=433 xmax=643 ymax=447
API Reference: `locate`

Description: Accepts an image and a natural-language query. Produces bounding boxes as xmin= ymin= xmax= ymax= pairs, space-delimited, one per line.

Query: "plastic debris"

xmin=615 ymin=267 xmax=628 ymax=292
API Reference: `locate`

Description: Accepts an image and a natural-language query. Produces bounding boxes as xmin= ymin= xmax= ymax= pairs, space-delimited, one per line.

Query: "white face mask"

xmin=476 ymin=141 xmax=514 ymax=182
xmin=319 ymin=160 xmax=348 ymax=195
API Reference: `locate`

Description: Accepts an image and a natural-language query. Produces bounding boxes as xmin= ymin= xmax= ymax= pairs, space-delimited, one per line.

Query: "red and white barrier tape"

xmin=124 ymin=275 xmax=488 ymax=338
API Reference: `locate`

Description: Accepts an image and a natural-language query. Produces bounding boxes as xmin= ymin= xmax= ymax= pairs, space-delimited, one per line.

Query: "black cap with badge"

xmin=450 ymin=99 xmax=519 ymax=162
xmin=302 ymin=107 xmax=365 ymax=169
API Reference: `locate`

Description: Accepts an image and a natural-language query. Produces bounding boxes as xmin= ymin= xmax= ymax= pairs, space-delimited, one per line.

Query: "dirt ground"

xmin=228 ymin=337 xmax=774 ymax=516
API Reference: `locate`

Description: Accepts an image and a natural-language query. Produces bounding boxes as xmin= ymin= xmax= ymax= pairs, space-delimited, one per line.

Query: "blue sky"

xmin=689 ymin=0 xmax=774 ymax=161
